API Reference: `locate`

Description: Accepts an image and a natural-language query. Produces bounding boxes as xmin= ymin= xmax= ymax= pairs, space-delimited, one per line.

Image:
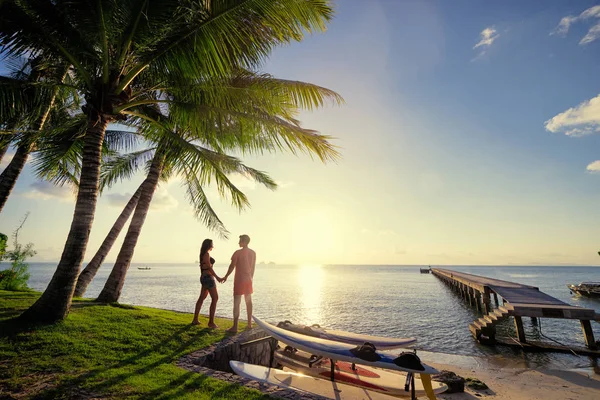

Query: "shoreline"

xmin=428 ymin=358 xmax=600 ymax=400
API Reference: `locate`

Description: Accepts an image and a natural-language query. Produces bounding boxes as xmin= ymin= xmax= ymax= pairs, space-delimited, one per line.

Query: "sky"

xmin=2 ymin=0 xmax=600 ymax=266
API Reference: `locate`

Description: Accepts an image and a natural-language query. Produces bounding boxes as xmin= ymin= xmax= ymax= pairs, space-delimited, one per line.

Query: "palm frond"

xmin=100 ymin=148 xmax=155 ymax=191
xmin=182 ymin=171 xmax=230 ymax=240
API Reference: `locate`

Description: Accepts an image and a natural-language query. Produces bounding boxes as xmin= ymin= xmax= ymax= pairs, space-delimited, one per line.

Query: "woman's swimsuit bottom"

xmin=200 ymin=273 xmax=216 ymax=289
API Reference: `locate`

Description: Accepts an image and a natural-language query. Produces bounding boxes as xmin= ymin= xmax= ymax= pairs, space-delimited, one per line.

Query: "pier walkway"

xmin=431 ymin=268 xmax=600 ymax=352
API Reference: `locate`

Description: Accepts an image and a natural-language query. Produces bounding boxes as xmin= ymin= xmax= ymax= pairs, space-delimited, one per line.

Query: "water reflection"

xmin=297 ymin=264 xmax=324 ymax=323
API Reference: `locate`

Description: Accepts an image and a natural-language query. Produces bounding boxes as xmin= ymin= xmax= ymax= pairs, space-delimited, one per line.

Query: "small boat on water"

xmin=567 ymin=282 xmax=600 ymax=297
xmin=138 ymin=266 xmax=151 ymax=270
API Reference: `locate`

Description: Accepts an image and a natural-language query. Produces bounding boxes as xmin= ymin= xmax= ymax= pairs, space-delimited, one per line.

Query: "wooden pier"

xmin=431 ymin=268 xmax=600 ymax=352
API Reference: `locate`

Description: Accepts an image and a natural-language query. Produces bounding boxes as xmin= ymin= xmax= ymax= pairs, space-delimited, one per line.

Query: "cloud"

xmin=275 ymin=180 xmax=296 ymax=189
xmin=149 ymin=186 xmax=178 ymax=211
xmin=586 ymin=160 xmax=600 ymax=173
xmin=551 ymin=5 xmax=600 ymax=45
xmin=229 ymin=173 xmax=257 ymax=190
xmin=22 ymin=181 xmax=74 ymax=201
xmin=472 ymin=27 xmax=499 ymax=60
xmin=104 ymin=186 xmax=178 ymax=212
xmin=105 ymin=192 xmax=134 ymax=208
xmin=580 ymin=21 xmax=600 ymax=45
xmin=473 ymin=27 xmax=499 ymax=49
xmin=544 ymin=94 xmax=600 ymax=136
xmin=551 ymin=16 xmax=578 ymax=36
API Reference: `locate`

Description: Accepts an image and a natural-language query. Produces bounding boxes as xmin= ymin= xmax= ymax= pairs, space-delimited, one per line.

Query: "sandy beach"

xmin=430 ymin=360 xmax=600 ymax=400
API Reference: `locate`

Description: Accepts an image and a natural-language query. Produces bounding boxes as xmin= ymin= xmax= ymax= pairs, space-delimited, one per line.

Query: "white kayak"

xmin=276 ymin=320 xmax=417 ymax=350
xmin=230 ymin=360 xmax=405 ymax=400
xmin=254 ymin=316 xmax=439 ymax=375
xmin=275 ymin=347 xmax=447 ymax=397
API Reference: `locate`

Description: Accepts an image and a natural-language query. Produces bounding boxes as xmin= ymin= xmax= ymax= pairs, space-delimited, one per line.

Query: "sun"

xmin=297 ymin=264 xmax=324 ymax=323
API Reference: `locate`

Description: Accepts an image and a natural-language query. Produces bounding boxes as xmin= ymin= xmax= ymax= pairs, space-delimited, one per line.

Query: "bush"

xmin=0 ymin=233 xmax=7 ymax=258
xmin=0 ymin=213 xmax=36 ymax=291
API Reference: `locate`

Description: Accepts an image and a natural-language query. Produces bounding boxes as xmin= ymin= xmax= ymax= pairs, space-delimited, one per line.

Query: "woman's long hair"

xmin=200 ymin=239 xmax=213 ymax=264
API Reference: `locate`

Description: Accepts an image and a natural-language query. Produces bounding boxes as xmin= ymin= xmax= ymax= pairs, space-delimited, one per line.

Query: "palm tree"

xmin=94 ymin=130 xmax=275 ymax=303
xmin=0 ymin=58 xmax=71 ymax=212
xmin=76 ymin=69 xmax=342 ymax=299
xmin=1 ymin=0 xmax=337 ymax=322
xmin=73 ymin=185 xmax=142 ymax=297
xmin=97 ymin=74 xmax=342 ymax=302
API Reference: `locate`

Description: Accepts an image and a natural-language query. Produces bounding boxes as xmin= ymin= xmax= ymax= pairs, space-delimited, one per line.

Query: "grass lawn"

xmin=0 ymin=291 xmax=267 ymax=399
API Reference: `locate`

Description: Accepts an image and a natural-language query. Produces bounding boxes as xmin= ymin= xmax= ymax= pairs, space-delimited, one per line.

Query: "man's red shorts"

xmin=233 ymin=280 xmax=253 ymax=296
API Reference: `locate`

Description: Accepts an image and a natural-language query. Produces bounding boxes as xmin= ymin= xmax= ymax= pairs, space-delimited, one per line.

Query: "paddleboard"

xmin=275 ymin=347 xmax=447 ymax=397
xmin=277 ymin=320 xmax=416 ymax=349
xmin=230 ymin=360 xmax=403 ymax=400
xmin=254 ymin=316 xmax=438 ymax=375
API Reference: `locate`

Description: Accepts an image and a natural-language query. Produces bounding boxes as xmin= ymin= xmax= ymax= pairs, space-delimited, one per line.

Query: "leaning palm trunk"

xmin=0 ymin=70 xmax=64 ymax=213
xmin=20 ymin=117 xmax=109 ymax=322
xmin=73 ymin=184 xmax=143 ymax=297
xmin=0 ymin=142 xmax=31 ymax=212
xmin=96 ymin=154 xmax=165 ymax=303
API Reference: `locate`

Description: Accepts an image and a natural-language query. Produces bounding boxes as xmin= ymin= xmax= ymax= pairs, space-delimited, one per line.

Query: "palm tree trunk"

xmin=0 ymin=69 xmax=64 ymax=213
xmin=0 ymin=143 xmax=31 ymax=212
xmin=19 ymin=117 xmax=109 ymax=323
xmin=96 ymin=154 xmax=165 ymax=303
xmin=73 ymin=184 xmax=143 ymax=297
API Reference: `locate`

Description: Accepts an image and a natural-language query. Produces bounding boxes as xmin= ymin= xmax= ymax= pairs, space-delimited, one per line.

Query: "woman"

xmin=192 ymin=239 xmax=223 ymax=327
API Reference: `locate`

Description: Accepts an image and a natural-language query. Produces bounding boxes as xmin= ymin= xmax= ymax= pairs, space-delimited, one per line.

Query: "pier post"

xmin=493 ymin=292 xmax=499 ymax=306
xmin=467 ymin=288 xmax=474 ymax=306
xmin=474 ymin=291 xmax=482 ymax=312
xmin=580 ymin=320 xmax=597 ymax=350
xmin=531 ymin=317 xmax=538 ymax=325
xmin=482 ymin=289 xmax=492 ymax=314
xmin=514 ymin=316 xmax=526 ymax=343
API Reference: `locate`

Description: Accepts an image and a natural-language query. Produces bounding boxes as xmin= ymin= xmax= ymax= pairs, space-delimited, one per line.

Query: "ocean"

xmin=22 ymin=263 xmax=600 ymax=371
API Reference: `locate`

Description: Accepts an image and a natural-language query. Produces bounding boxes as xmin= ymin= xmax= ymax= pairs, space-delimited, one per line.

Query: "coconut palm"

xmin=0 ymin=58 xmax=72 ymax=212
xmin=73 ymin=185 xmax=142 ymax=297
xmin=0 ymin=0 xmax=337 ymax=322
xmin=90 ymin=70 xmax=341 ymax=302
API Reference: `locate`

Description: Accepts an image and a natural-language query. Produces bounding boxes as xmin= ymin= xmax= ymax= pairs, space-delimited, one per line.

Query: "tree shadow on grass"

xmin=0 ymin=301 xmax=104 ymax=337
xmin=137 ymin=371 xmax=268 ymax=400
xmin=33 ymin=325 xmax=216 ymax=399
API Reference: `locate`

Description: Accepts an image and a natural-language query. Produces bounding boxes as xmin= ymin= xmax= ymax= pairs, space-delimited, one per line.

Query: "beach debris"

xmin=432 ymin=370 xmax=465 ymax=393
xmin=465 ymin=377 xmax=488 ymax=390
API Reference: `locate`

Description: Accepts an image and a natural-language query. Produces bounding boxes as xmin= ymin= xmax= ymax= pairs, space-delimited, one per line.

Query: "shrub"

xmin=0 ymin=213 xmax=36 ymax=291
xmin=0 ymin=233 xmax=7 ymax=258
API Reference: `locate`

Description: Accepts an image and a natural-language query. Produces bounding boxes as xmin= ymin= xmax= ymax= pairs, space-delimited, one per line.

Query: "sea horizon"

xmin=21 ymin=263 xmax=600 ymax=372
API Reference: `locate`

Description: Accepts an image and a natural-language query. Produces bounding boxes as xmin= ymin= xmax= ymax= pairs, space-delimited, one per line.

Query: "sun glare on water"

xmin=297 ymin=264 xmax=324 ymax=324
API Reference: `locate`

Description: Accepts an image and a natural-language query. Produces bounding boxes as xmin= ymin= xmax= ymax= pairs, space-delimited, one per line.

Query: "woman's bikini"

xmin=200 ymin=256 xmax=216 ymax=277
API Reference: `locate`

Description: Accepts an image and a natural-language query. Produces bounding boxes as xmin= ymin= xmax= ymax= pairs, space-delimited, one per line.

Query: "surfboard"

xmin=253 ymin=316 xmax=438 ymax=375
xmin=274 ymin=347 xmax=447 ymax=397
xmin=277 ymin=320 xmax=416 ymax=349
xmin=230 ymin=360 xmax=403 ymax=399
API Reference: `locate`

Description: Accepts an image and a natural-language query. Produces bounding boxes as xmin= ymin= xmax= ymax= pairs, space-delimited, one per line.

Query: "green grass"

xmin=0 ymin=291 xmax=266 ymax=399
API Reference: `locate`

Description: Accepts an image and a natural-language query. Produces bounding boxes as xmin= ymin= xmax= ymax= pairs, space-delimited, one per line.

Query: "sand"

xmin=429 ymin=361 xmax=600 ymax=400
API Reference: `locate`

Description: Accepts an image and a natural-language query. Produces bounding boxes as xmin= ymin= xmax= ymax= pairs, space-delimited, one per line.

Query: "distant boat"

xmin=138 ymin=266 xmax=151 ymax=270
xmin=568 ymin=282 xmax=600 ymax=298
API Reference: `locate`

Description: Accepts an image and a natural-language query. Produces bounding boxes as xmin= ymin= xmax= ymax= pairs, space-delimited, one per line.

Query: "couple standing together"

xmin=192 ymin=234 xmax=256 ymax=334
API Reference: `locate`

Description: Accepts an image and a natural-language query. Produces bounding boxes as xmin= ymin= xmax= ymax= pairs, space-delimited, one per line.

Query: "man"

xmin=223 ymin=234 xmax=256 ymax=333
